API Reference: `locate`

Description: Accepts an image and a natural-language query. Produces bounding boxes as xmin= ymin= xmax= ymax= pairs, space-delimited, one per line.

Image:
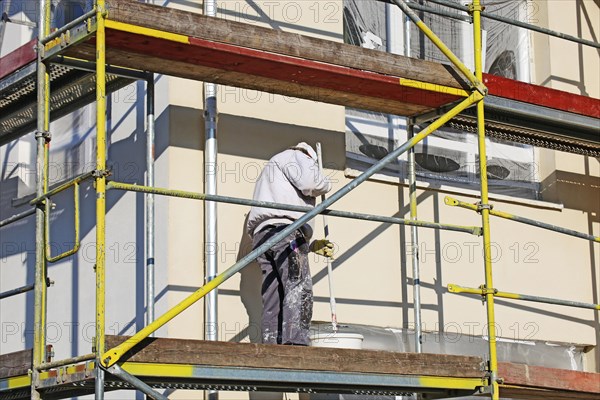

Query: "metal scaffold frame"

xmin=0 ymin=0 xmax=599 ymax=399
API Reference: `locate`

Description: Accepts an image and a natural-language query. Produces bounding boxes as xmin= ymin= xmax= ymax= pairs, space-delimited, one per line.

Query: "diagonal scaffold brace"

xmin=104 ymin=364 xmax=168 ymax=400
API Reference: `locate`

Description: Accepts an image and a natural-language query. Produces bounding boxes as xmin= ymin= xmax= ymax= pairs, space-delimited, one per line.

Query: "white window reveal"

xmin=344 ymin=0 xmax=540 ymax=200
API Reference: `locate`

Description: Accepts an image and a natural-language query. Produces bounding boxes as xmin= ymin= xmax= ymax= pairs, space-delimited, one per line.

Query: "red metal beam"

xmin=103 ymin=28 xmax=462 ymax=110
xmin=499 ymin=362 xmax=600 ymax=394
xmin=2 ymin=34 xmax=599 ymax=120
xmin=484 ymin=73 xmax=600 ymax=119
xmin=0 ymin=39 xmax=37 ymax=80
xmin=103 ymin=28 xmax=600 ymax=119
xmin=2 ymin=35 xmax=599 ymax=120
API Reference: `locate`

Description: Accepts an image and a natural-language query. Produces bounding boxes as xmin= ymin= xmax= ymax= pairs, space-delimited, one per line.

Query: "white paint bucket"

xmin=309 ymin=332 xmax=364 ymax=350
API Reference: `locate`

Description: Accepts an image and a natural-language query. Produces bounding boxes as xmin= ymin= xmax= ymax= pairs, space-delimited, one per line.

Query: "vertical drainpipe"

xmin=407 ymin=121 xmax=422 ymax=354
xmin=403 ymin=1 xmax=423 ymax=354
xmin=146 ymin=76 xmax=156 ymax=328
xmin=32 ymin=1 xmax=50 ymax=398
xmin=203 ymin=0 xmax=218 ymax=399
xmin=387 ymin=0 xmax=422 ymax=356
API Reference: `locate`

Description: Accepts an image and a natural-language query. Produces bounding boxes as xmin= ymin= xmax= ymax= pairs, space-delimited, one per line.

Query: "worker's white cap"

xmin=293 ymin=142 xmax=318 ymax=160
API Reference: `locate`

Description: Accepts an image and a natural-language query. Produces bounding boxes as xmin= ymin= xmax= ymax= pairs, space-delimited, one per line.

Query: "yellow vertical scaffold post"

xmin=32 ymin=0 xmax=51 ymax=398
xmin=95 ymin=0 xmax=108 ymax=397
xmin=392 ymin=0 xmax=495 ymax=395
xmin=471 ymin=1 xmax=499 ymax=398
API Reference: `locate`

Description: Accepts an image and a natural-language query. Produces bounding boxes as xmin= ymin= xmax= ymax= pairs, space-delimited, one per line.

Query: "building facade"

xmin=0 ymin=1 xmax=598 ymax=399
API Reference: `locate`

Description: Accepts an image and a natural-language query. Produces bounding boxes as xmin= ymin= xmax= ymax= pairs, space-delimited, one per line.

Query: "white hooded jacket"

xmin=246 ymin=142 xmax=332 ymax=239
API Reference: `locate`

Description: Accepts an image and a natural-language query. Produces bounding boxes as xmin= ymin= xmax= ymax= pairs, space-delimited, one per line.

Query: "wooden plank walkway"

xmin=59 ymin=2 xmax=465 ymax=118
xmin=105 ymin=335 xmax=485 ymax=378
xmin=1 ymin=337 xmax=599 ymax=400
xmin=0 ymin=349 xmax=31 ymax=378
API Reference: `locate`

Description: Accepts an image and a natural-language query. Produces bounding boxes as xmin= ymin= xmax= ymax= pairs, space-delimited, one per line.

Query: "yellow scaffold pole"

xmin=448 ymin=284 xmax=600 ymax=311
xmin=95 ymin=0 xmax=107 ymax=397
xmin=32 ymin=0 xmax=51 ymax=398
xmin=445 ymin=196 xmax=600 ymax=243
xmin=391 ymin=0 xmax=486 ymax=94
xmin=471 ymin=1 xmax=499 ymax=398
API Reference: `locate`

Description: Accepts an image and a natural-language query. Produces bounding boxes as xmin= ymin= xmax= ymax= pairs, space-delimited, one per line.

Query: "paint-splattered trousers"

xmin=252 ymin=224 xmax=313 ymax=345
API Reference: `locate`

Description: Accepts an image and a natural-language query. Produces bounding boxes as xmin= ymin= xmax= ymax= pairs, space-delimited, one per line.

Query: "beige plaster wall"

xmin=529 ymin=3 xmax=599 ymax=372
xmin=532 ymin=0 xmax=600 ymax=97
xmin=215 ymin=0 xmax=345 ymax=131
xmin=165 ymin=106 xmax=205 ymax=340
xmin=164 ymin=111 xmax=599 ymax=343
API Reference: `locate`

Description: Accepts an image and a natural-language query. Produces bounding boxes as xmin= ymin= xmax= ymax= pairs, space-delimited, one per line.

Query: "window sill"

xmin=344 ymin=167 xmax=564 ymax=211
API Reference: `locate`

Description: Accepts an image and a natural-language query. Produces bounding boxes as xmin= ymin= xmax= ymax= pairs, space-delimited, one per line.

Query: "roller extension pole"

xmin=32 ymin=0 xmax=51 ymax=398
xmin=316 ymin=143 xmax=338 ymax=333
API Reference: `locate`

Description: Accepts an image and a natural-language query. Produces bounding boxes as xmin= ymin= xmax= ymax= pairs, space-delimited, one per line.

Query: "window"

xmin=344 ymin=0 xmax=540 ymax=200
xmin=3 ymin=107 xmax=96 ymax=202
xmin=52 ymin=0 xmax=88 ymax=28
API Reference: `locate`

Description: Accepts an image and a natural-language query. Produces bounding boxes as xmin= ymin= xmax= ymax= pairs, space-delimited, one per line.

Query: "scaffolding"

xmin=0 ymin=0 xmax=599 ymax=399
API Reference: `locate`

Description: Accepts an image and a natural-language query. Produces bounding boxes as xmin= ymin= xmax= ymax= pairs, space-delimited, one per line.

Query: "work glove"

xmin=310 ymin=239 xmax=335 ymax=259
